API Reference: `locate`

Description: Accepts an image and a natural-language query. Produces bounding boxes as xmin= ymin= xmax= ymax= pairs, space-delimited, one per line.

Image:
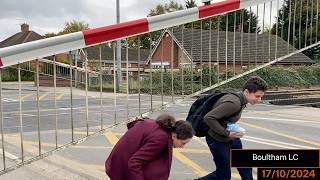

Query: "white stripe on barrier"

xmin=0 ymin=32 xmax=85 ymax=67
xmin=240 ymin=0 xmax=271 ymax=9
xmin=148 ymin=7 xmax=199 ymax=32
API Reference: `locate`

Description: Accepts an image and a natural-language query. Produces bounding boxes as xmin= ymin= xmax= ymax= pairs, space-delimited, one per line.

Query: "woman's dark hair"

xmin=242 ymin=76 xmax=268 ymax=93
xmin=173 ymin=120 xmax=195 ymax=140
xmin=156 ymin=113 xmax=194 ymax=140
xmin=156 ymin=113 xmax=176 ymax=132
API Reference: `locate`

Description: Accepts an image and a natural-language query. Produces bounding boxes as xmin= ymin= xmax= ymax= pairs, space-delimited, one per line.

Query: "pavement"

xmin=0 ymin=82 xmax=319 ymax=179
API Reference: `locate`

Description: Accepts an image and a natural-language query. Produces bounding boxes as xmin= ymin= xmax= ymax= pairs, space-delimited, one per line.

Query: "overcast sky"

xmin=0 ymin=0 xmax=280 ymax=41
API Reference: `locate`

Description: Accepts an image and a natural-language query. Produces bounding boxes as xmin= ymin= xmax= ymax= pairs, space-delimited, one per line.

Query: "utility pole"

xmin=116 ymin=0 xmax=121 ymax=92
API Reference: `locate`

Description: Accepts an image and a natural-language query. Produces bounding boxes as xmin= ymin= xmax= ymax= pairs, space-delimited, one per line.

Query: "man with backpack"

xmin=190 ymin=76 xmax=267 ymax=180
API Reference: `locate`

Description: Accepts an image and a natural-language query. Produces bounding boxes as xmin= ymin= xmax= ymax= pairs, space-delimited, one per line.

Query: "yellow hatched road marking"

xmin=39 ymin=92 xmax=50 ymax=101
xmin=56 ymin=93 xmax=65 ymax=100
xmin=59 ymin=131 xmax=90 ymax=135
xmin=102 ymin=131 xmax=243 ymax=178
xmin=103 ymin=131 xmax=209 ymax=176
xmin=173 ymin=150 xmax=208 ymax=176
xmin=104 ymin=131 xmax=119 ymax=145
xmin=3 ymin=135 xmax=106 ymax=178
xmin=176 ymin=148 xmax=210 ymax=154
xmin=192 ymin=136 xmax=208 ymax=146
xmin=21 ymin=140 xmax=112 ymax=150
xmin=5 ymin=131 xmax=252 ymax=179
xmin=21 ymin=93 xmax=33 ymax=101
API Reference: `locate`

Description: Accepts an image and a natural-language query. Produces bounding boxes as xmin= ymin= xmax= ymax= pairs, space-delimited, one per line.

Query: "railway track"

xmin=263 ymin=88 xmax=320 ymax=108
xmin=196 ymin=88 xmax=320 ymax=108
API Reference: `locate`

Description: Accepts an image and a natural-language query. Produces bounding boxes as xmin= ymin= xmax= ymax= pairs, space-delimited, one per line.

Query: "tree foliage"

xmin=271 ymin=0 xmax=320 ymax=59
xmin=131 ymin=0 xmax=258 ymax=49
xmin=185 ymin=0 xmax=197 ymax=8
xmin=128 ymin=0 xmax=184 ymax=49
xmin=148 ymin=0 xmax=184 ymax=16
xmin=59 ymin=20 xmax=89 ymax=35
xmin=188 ymin=9 xmax=259 ymax=33
xmin=43 ymin=20 xmax=90 ymax=38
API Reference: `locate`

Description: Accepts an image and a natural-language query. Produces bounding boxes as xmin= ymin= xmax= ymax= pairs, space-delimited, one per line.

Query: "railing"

xmin=0 ymin=0 xmax=319 ymax=175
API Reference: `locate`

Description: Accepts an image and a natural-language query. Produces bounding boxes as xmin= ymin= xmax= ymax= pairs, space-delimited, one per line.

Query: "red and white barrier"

xmin=0 ymin=0 xmax=270 ymax=68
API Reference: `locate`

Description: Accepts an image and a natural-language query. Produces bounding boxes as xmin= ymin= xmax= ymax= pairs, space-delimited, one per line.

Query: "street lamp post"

xmin=116 ymin=0 xmax=121 ymax=92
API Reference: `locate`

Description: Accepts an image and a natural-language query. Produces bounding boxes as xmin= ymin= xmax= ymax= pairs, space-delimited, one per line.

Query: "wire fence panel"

xmin=0 ymin=0 xmax=319 ymax=175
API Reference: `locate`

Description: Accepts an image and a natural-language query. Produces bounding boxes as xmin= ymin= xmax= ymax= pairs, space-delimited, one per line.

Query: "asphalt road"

xmin=0 ymin=85 xmax=319 ymax=179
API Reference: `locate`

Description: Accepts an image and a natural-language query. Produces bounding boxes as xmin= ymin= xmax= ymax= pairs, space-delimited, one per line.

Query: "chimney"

xmin=21 ymin=23 xmax=29 ymax=32
xmin=202 ymin=0 xmax=211 ymax=5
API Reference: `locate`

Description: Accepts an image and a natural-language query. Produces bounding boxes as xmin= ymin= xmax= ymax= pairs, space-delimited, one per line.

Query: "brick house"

xmin=0 ymin=23 xmax=43 ymax=48
xmin=147 ymin=27 xmax=314 ymax=74
xmin=0 ymin=23 xmax=43 ymax=83
xmin=0 ymin=24 xmax=73 ymax=86
xmin=83 ymin=46 xmax=150 ymax=77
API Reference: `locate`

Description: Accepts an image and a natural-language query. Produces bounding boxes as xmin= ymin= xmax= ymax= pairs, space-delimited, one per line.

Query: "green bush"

xmin=83 ymin=65 xmax=320 ymax=94
xmin=2 ymin=67 xmax=34 ymax=81
xmin=141 ymin=65 xmax=320 ymax=94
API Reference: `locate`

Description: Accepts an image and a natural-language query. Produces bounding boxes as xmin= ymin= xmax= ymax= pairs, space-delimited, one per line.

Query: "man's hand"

xmin=228 ymin=131 xmax=243 ymax=139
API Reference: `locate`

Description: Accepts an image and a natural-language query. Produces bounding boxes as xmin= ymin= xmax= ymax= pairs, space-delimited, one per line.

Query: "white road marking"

xmin=244 ymin=136 xmax=315 ymax=149
xmin=242 ymin=116 xmax=320 ymax=124
xmin=0 ymin=148 xmax=19 ymax=160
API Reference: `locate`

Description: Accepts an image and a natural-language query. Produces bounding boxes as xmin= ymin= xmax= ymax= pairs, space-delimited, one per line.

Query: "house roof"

xmin=0 ymin=31 xmax=43 ymax=48
xmin=166 ymin=27 xmax=313 ymax=65
xmin=85 ymin=46 xmax=150 ymax=64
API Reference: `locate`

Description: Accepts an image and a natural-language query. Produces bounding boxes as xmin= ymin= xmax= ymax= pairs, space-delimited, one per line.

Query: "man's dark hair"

xmin=242 ymin=76 xmax=268 ymax=93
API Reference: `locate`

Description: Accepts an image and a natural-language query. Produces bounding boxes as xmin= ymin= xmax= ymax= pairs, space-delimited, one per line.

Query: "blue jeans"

xmin=197 ymin=135 xmax=253 ymax=180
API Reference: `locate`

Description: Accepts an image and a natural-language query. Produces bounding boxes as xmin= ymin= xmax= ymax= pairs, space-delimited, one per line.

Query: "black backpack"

xmin=186 ymin=91 xmax=240 ymax=137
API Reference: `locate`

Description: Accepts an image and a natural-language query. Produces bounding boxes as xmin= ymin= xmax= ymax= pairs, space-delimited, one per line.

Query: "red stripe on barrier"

xmin=83 ymin=18 xmax=149 ymax=46
xmin=0 ymin=57 xmax=3 ymax=67
xmin=198 ymin=0 xmax=240 ymax=19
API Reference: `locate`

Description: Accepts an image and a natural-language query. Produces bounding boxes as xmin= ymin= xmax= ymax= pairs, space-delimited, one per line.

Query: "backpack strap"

xmin=229 ymin=92 xmax=247 ymax=108
xmin=225 ymin=92 xmax=247 ymax=121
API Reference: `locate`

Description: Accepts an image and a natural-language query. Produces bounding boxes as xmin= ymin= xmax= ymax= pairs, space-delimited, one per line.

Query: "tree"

xmin=127 ymin=1 xmax=184 ymax=49
xmin=185 ymin=0 xmax=197 ymax=8
xmin=43 ymin=20 xmax=90 ymax=38
xmin=220 ymin=9 xmax=259 ymax=33
xmin=131 ymin=0 xmax=259 ymax=49
xmin=186 ymin=9 xmax=259 ymax=34
xmin=59 ymin=20 xmax=89 ymax=35
xmin=148 ymin=0 xmax=184 ymax=16
xmin=272 ymin=0 xmax=320 ymax=59
xmin=43 ymin=32 xmax=57 ymax=38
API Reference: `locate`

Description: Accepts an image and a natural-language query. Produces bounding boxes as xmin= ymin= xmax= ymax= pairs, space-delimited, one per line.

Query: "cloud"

xmin=4 ymin=0 xmax=270 ymax=42
xmin=0 ymin=0 xmax=89 ymax=40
